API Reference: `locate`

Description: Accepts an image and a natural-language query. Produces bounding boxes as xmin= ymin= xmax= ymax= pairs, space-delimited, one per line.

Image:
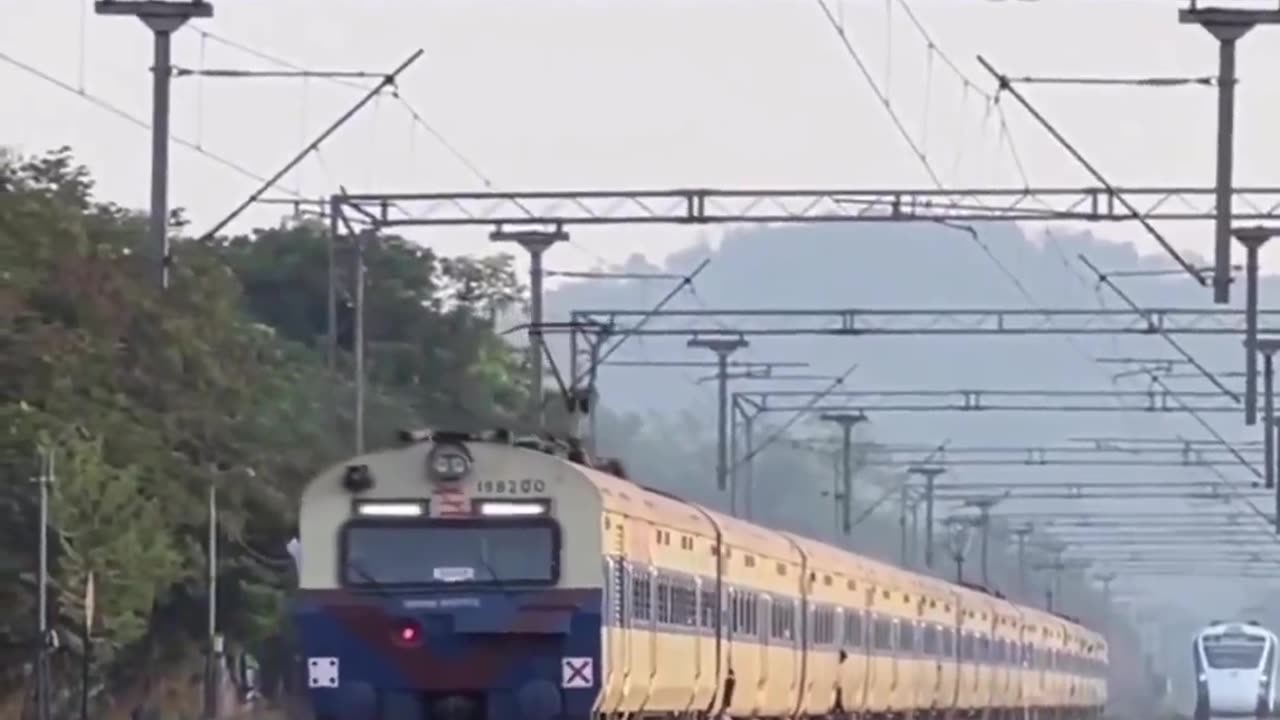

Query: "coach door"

xmin=625 ymin=566 xmax=654 ymax=708
xmin=606 ymin=557 xmax=629 ymax=709
xmin=758 ymin=593 xmax=772 ymax=695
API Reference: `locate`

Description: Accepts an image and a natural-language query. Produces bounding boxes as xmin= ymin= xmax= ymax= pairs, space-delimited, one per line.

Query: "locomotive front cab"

xmin=292 ymin=433 xmax=606 ymax=720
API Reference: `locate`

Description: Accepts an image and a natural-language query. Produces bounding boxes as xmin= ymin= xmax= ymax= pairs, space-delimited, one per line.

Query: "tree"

xmin=0 ymin=147 xmax=532 ymax=715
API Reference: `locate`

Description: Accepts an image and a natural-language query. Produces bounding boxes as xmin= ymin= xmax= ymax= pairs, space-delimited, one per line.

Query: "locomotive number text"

xmin=477 ymin=478 xmax=547 ymax=495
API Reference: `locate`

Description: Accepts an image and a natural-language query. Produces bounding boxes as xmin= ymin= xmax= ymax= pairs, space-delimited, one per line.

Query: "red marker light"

xmin=391 ymin=619 xmax=423 ymax=647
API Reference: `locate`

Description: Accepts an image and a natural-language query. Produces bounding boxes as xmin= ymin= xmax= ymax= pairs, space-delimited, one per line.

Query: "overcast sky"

xmin=6 ymin=0 xmax=1280 ymax=276
xmin=8 ymin=0 xmax=1280 ymax=625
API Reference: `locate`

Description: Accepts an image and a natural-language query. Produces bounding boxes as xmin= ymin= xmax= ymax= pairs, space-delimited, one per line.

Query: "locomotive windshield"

xmin=341 ymin=519 xmax=559 ymax=587
xmin=1202 ymin=635 xmax=1267 ymax=670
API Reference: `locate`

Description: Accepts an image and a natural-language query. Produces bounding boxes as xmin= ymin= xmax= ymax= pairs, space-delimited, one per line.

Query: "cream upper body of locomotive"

xmin=298 ymin=434 xmax=1105 ymax=668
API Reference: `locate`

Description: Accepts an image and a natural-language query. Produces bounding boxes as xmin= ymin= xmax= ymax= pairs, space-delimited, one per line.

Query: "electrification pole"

xmin=945 ymin=516 xmax=976 ymax=584
xmin=353 ymin=233 xmax=366 ymax=455
xmin=94 ymin=0 xmax=214 ymax=289
xmin=898 ymin=483 xmax=911 ymax=565
xmin=492 ymin=226 xmax=567 ymax=426
xmin=820 ymin=412 xmax=868 ymax=534
xmin=688 ymin=336 xmax=749 ymax=506
xmin=1012 ymin=524 xmax=1033 ymax=600
xmin=741 ymin=412 xmax=756 ymax=519
xmin=1096 ymin=572 xmax=1116 ymax=632
xmin=1179 ymin=5 xmax=1280 ymax=303
xmin=1234 ymin=226 xmax=1277 ymax=425
xmin=907 ymin=465 xmax=945 ymax=568
xmin=1256 ymin=339 xmax=1280 ymax=492
xmin=964 ymin=496 xmax=1006 ymax=587
xmin=204 ymin=470 xmax=219 ymax=720
xmin=34 ymin=447 xmax=53 ymax=720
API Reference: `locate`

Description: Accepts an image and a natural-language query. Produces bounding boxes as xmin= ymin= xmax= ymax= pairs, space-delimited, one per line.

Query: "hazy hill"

xmin=545 ymin=219 xmax=1273 ymax=693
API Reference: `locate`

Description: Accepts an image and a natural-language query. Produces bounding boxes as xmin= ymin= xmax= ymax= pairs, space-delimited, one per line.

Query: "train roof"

xmin=1198 ymin=620 xmax=1276 ymax=639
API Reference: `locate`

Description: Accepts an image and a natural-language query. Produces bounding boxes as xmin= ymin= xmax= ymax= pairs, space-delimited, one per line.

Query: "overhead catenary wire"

xmin=197 ymin=49 xmax=426 ymax=241
xmin=977 ymin=55 xmax=1206 ymax=287
xmin=728 ymin=361 xmax=860 ymax=475
xmin=1077 ymin=255 xmax=1239 ymax=402
xmin=815 ymin=3 xmax=1269 ymax=563
xmin=0 ymin=47 xmax=292 ymax=193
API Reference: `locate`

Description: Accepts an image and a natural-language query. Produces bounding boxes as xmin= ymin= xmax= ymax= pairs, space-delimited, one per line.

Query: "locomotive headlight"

xmin=354 ymin=500 xmax=426 ymax=517
xmin=426 ymin=443 xmax=472 ymax=483
xmin=475 ymin=500 xmax=549 ymax=516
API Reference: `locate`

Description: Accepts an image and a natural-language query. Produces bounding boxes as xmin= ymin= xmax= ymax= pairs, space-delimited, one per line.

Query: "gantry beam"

xmin=570 ymin=307 xmax=1280 ymax=337
xmin=737 ymin=389 xmax=1240 ymax=414
xmin=799 ymin=442 xmax=1265 ymax=467
xmin=318 ymin=186 xmax=1280 ymax=226
xmin=933 ymin=488 xmax=1259 ymax=501
xmin=930 ymin=480 xmax=1263 ymax=489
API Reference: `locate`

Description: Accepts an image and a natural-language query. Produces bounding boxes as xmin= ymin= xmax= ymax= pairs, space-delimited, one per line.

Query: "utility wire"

xmin=850 ymin=440 xmax=950 ymax=529
xmin=816 ymin=2 xmax=1269 ymax=554
xmin=0 ymin=47 xmax=292 ymax=192
xmin=728 ymin=361 xmax=859 ymax=474
xmin=1078 ymin=255 xmax=1238 ymax=402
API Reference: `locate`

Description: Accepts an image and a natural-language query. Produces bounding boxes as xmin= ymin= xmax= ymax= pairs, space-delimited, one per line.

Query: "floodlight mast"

xmin=945 ymin=516 xmax=977 ymax=583
xmin=687 ymin=336 xmax=749 ymax=509
xmin=906 ymin=465 xmax=946 ymax=568
xmin=1233 ymin=226 xmax=1279 ymax=425
xmin=961 ymin=495 xmax=1009 ymax=587
xmin=1012 ymin=524 xmax=1034 ymax=599
xmin=1179 ymin=5 xmax=1280 ymax=302
xmin=491 ymin=226 xmax=567 ymax=426
xmin=1255 ymin=338 xmax=1280 ymax=496
xmin=820 ymin=412 xmax=869 ymax=534
xmin=94 ymin=0 xmax=214 ymax=290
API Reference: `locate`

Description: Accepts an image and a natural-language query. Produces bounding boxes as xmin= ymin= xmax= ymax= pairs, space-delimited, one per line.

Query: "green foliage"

xmin=0 ymin=146 xmax=530 ymax=713
xmin=50 ymin=432 xmax=181 ymax=660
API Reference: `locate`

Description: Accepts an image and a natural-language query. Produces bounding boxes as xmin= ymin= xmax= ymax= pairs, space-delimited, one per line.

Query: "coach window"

xmin=942 ymin=628 xmax=955 ymax=658
xmin=632 ymin=572 xmax=652 ymax=623
xmin=845 ymin=610 xmax=864 ymax=647
xmin=922 ymin=624 xmax=939 ymax=657
xmin=900 ymin=621 xmax=916 ymax=656
xmin=873 ymin=616 xmax=894 ymax=652
xmin=699 ymin=586 xmax=717 ymax=629
xmin=771 ymin=598 xmax=788 ymax=641
xmin=814 ymin=606 xmax=835 ymax=646
xmin=656 ymin=575 xmax=671 ymax=624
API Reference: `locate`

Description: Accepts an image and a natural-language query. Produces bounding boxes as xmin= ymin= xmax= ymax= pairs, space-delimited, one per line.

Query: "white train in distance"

xmin=1193 ymin=620 xmax=1279 ymax=719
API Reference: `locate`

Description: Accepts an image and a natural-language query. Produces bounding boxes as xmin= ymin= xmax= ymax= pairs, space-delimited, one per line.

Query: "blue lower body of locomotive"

xmin=292 ymin=588 xmax=603 ymax=720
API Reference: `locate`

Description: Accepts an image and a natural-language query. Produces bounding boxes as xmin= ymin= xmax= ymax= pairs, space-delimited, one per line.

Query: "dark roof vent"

xmin=600 ymin=457 xmax=628 ymax=479
xmin=397 ymin=428 xmax=477 ymax=444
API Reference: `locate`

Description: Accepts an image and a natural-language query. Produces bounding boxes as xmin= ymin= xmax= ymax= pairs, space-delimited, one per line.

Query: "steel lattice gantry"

xmin=735 ymin=388 xmax=1242 ymax=413
xmin=319 ymin=186 xmax=1280 ymax=226
xmin=568 ymin=307 xmax=1280 ymax=337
